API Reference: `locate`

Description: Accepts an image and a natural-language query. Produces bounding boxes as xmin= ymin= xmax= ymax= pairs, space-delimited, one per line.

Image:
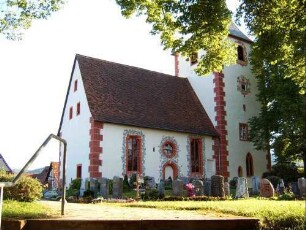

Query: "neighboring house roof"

xmin=30 ymin=162 xmax=59 ymax=186
xmin=0 ymin=153 xmax=12 ymax=173
xmin=229 ymin=22 xmax=253 ymax=44
xmin=58 ymin=54 xmax=219 ymax=137
xmin=30 ymin=166 xmax=49 ymax=184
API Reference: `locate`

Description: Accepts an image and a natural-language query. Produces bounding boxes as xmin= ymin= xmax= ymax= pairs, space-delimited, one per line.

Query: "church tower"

xmin=175 ymin=23 xmax=271 ymax=181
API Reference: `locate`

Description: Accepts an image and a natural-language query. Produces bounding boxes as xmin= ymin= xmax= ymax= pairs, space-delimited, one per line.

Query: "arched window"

xmin=246 ymin=153 xmax=254 ymax=177
xmin=238 ymin=166 xmax=243 ymax=177
xmin=126 ymin=135 xmax=141 ymax=173
xmin=190 ymin=138 xmax=203 ymax=176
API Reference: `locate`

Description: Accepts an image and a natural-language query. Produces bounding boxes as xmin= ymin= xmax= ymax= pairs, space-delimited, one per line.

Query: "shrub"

xmin=142 ymin=189 xmax=160 ymax=201
xmin=229 ymin=177 xmax=238 ymax=189
xmin=67 ymin=178 xmax=81 ymax=197
xmin=4 ymin=176 xmax=43 ymax=202
xmin=83 ymin=189 xmax=94 ymax=198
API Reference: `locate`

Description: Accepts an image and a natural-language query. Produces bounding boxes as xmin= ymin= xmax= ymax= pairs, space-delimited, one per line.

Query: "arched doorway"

xmin=162 ymin=161 xmax=178 ymax=180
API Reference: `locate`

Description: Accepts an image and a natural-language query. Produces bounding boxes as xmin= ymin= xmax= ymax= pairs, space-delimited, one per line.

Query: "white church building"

xmin=58 ymin=23 xmax=270 ymax=187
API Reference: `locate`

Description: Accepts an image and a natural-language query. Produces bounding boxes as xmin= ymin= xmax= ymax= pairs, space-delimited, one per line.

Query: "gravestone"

xmin=79 ymin=179 xmax=86 ymax=197
xmin=84 ymin=178 xmax=90 ymax=191
xmin=224 ymin=182 xmax=230 ymax=197
xmin=112 ymin=176 xmax=123 ymax=198
xmin=99 ymin=177 xmax=109 ymax=198
xmin=276 ymin=179 xmax=285 ymax=194
xmin=178 ymin=176 xmax=189 ymax=185
xmin=211 ymin=175 xmax=225 ymax=197
xmin=260 ymin=179 xmax=274 ymax=198
xmin=192 ymin=179 xmax=204 ymax=196
xmin=204 ymin=178 xmax=211 ymax=196
xmin=235 ymin=177 xmax=249 ymax=198
xmin=146 ymin=176 xmax=156 ymax=189
xmin=252 ymin=176 xmax=260 ymax=195
xmin=290 ymin=182 xmax=300 ymax=196
xmin=172 ymin=179 xmax=184 ymax=196
xmin=298 ymin=177 xmax=306 ymax=197
xmin=90 ymin=178 xmax=99 ymax=196
xmin=158 ymin=180 xmax=165 ymax=197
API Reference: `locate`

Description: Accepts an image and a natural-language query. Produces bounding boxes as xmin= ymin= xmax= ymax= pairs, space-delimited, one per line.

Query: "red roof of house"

xmin=59 ymin=54 xmax=218 ymax=137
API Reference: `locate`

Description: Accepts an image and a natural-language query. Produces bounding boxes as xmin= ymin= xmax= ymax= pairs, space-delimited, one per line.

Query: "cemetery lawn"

xmin=2 ymin=200 xmax=56 ymax=219
xmin=119 ymin=199 xmax=305 ymax=229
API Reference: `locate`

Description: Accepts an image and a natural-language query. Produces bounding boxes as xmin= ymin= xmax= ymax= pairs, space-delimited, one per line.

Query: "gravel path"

xmin=40 ymin=201 xmax=236 ymax=220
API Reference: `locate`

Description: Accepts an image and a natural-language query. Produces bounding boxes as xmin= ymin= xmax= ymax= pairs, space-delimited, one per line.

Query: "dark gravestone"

xmin=192 ymin=179 xmax=204 ymax=196
xmin=90 ymin=178 xmax=99 ymax=196
xmin=211 ymin=175 xmax=225 ymax=198
xmin=100 ymin=177 xmax=109 ymax=198
xmin=172 ymin=179 xmax=184 ymax=196
xmin=298 ymin=177 xmax=306 ymax=197
xmin=158 ymin=180 xmax=165 ymax=197
xmin=290 ymin=182 xmax=300 ymax=196
xmin=146 ymin=176 xmax=156 ymax=189
xmin=112 ymin=176 xmax=123 ymax=198
xmin=252 ymin=176 xmax=260 ymax=195
xmin=204 ymin=178 xmax=211 ymax=196
xmin=178 ymin=176 xmax=189 ymax=185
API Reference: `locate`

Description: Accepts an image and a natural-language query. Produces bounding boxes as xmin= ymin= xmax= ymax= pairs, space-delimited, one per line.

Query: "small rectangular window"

xmin=190 ymin=52 xmax=198 ymax=65
xmin=74 ymin=79 xmax=78 ymax=92
xmin=76 ymin=102 xmax=80 ymax=115
xmin=237 ymin=45 xmax=244 ymax=61
xmin=69 ymin=107 xmax=73 ymax=120
xmin=239 ymin=123 xmax=249 ymax=141
xmin=76 ymin=164 xmax=82 ymax=178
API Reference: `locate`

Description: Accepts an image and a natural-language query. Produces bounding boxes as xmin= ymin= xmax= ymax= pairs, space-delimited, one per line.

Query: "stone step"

xmin=3 ymin=218 xmax=260 ymax=230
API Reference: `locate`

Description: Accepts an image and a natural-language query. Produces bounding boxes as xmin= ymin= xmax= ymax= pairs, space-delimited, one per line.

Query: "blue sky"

xmin=0 ymin=0 xmax=241 ymax=170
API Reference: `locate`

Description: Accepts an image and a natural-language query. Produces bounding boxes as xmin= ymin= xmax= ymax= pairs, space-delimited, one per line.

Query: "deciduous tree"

xmin=0 ymin=0 xmax=65 ymax=40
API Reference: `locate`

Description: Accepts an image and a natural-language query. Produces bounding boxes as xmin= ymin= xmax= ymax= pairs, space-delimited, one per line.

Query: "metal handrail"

xmin=0 ymin=134 xmax=67 ymax=229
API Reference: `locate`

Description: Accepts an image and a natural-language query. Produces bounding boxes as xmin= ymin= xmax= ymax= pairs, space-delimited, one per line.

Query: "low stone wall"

xmin=3 ymin=218 xmax=260 ymax=230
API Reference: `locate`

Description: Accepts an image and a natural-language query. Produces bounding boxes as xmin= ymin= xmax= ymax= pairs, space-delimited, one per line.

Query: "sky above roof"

xmin=0 ymin=0 xmax=243 ymax=170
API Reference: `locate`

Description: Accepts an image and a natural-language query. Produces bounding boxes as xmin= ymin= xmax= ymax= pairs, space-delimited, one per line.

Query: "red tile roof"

xmin=59 ymin=54 xmax=218 ymax=137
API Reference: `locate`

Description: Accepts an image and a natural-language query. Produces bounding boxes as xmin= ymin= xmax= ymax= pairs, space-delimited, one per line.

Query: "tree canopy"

xmin=115 ymin=0 xmax=306 ymax=169
xmin=0 ymin=0 xmax=64 ymax=40
xmin=115 ymin=0 xmax=237 ymax=76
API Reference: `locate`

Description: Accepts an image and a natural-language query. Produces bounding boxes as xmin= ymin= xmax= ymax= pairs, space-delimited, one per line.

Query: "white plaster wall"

xmin=59 ymin=61 xmax=92 ymax=185
xmin=101 ymin=123 xmax=215 ymax=181
xmin=177 ymin=39 xmax=268 ymax=185
xmin=187 ymin=75 xmax=216 ymax=126
xmin=222 ymin=40 xmax=267 ymax=182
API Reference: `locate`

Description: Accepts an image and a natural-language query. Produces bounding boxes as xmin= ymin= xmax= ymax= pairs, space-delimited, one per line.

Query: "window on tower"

xmin=239 ymin=123 xmax=250 ymax=141
xmin=236 ymin=42 xmax=248 ymax=66
xmin=190 ymin=52 xmax=198 ymax=65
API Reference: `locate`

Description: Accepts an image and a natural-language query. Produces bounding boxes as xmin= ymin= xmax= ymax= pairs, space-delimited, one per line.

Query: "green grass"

xmin=116 ymin=199 xmax=305 ymax=230
xmin=2 ymin=199 xmax=305 ymax=229
xmin=2 ymin=200 xmax=56 ymax=219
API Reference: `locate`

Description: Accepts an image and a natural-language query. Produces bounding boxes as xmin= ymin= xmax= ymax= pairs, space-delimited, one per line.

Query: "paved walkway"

xmin=40 ymin=201 xmax=237 ymax=220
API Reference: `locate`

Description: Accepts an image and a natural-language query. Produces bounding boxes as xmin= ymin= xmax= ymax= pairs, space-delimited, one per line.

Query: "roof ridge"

xmin=75 ymin=53 xmax=182 ymax=80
